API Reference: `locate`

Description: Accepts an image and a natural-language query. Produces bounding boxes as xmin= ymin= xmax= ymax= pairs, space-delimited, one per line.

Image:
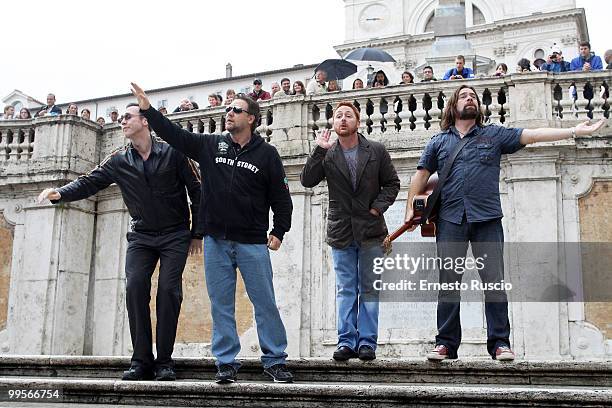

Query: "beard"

xmin=334 ymin=123 xmax=358 ymax=137
xmin=458 ymin=105 xmax=479 ymax=120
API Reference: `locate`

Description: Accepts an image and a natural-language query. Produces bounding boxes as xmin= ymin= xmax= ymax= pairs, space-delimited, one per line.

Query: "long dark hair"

xmin=440 ymin=85 xmax=483 ymax=131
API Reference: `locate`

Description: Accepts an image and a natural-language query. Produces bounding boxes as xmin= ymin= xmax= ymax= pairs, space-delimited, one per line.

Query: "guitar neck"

xmin=387 ymin=218 xmax=419 ymax=242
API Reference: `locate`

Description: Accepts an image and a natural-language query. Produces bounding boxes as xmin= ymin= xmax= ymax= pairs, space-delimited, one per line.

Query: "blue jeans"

xmin=331 ymin=241 xmax=382 ymax=351
xmin=435 ymin=217 xmax=510 ymax=359
xmin=203 ymin=236 xmax=288 ymax=369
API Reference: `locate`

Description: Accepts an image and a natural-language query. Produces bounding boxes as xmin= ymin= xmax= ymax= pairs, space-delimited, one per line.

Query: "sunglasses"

xmin=225 ymin=106 xmax=251 ymax=115
xmin=122 ymin=113 xmax=142 ymax=120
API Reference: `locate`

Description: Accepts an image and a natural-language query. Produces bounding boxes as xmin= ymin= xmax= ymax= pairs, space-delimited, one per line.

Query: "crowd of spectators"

xmin=3 ymin=42 xmax=610 ymax=123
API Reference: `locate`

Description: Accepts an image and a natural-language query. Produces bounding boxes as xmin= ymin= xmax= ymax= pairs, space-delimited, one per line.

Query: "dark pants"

xmin=435 ymin=217 xmax=510 ymax=359
xmin=125 ymin=229 xmax=191 ymax=369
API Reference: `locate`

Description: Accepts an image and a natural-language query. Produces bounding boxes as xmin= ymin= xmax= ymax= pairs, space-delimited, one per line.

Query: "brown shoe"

xmin=495 ymin=346 xmax=515 ymax=361
xmin=427 ymin=344 xmax=450 ymax=361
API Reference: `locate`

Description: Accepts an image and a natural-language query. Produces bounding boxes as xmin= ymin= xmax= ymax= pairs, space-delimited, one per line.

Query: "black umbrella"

xmin=345 ymin=47 xmax=396 ymax=63
xmin=315 ymin=59 xmax=357 ymax=80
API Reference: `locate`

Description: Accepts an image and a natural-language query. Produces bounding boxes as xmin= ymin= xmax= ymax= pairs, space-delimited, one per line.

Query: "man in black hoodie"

xmin=130 ymin=83 xmax=294 ymax=384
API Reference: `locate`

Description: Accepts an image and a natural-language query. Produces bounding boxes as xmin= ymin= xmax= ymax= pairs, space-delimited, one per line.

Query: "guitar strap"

xmin=421 ymin=133 xmax=472 ymax=225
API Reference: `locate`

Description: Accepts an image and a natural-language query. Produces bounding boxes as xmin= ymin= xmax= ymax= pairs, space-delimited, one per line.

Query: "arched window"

xmin=472 ymin=4 xmax=486 ymax=25
xmin=423 ymin=1 xmax=487 ymax=32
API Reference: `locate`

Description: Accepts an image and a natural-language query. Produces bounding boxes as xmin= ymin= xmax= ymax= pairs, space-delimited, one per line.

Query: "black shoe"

xmin=155 ymin=366 xmax=176 ymax=381
xmin=263 ymin=364 xmax=293 ymax=383
xmin=333 ymin=346 xmax=358 ymax=361
xmin=358 ymin=345 xmax=376 ymax=361
xmin=215 ymin=364 xmax=237 ymax=384
xmin=122 ymin=366 xmax=154 ymax=381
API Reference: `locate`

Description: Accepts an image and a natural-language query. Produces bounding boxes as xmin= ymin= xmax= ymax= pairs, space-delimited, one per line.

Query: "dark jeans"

xmin=435 ymin=217 xmax=510 ymax=359
xmin=125 ymin=229 xmax=191 ymax=369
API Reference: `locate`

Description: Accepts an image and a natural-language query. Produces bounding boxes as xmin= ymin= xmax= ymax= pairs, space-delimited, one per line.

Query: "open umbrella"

xmin=314 ymin=59 xmax=357 ymax=80
xmin=345 ymin=47 xmax=396 ymax=63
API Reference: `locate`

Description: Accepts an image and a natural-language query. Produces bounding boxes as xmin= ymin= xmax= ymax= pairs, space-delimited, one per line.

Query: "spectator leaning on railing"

xmin=67 ymin=103 xmax=78 ymax=115
xmin=443 ymin=55 xmax=474 ymax=80
xmin=541 ymin=45 xmax=571 ymax=73
xmin=604 ymin=49 xmax=612 ymax=70
xmin=19 ymin=107 xmax=31 ymax=119
xmin=81 ymin=109 xmax=91 ymax=120
xmin=494 ymin=63 xmax=508 ymax=77
xmin=516 ymin=58 xmax=532 ymax=73
xmin=306 ymin=70 xmax=327 ymax=95
xmin=570 ymin=41 xmax=603 ymax=72
xmin=249 ymin=78 xmax=272 ymax=101
xmin=421 ymin=66 xmax=437 ymax=82
xmin=352 ymin=78 xmax=364 ymax=89
xmin=292 ymin=81 xmax=306 ymax=95
xmin=37 ymin=93 xmax=62 ymax=117
xmin=2 ymin=105 xmax=14 ymax=120
xmin=399 ymin=71 xmax=414 ymax=85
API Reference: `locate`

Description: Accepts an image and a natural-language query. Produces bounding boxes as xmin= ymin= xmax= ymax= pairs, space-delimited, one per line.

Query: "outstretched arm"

xmin=131 ymin=82 xmax=205 ymax=162
xmin=37 ymin=155 xmax=115 ymax=204
xmin=520 ymin=119 xmax=606 ymax=145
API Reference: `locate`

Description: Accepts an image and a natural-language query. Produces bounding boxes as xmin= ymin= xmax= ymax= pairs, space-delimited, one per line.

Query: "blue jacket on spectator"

xmin=541 ymin=60 xmax=571 ymax=73
xmin=442 ymin=67 xmax=474 ymax=80
xmin=570 ymin=54 xmax=603 ymax=71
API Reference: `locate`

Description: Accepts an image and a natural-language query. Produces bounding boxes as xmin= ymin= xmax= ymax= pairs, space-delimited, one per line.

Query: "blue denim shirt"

xmin=417 ymin=125 xmax=524 ymax=224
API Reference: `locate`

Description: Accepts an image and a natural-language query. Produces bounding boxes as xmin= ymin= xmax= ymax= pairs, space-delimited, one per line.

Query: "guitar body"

xmin=384 ymin=173 xmax=439 ymax=250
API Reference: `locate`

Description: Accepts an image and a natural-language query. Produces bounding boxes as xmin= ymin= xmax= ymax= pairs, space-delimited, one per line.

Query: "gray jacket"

xmin=300 ymin=134 xmax=400 ymax=248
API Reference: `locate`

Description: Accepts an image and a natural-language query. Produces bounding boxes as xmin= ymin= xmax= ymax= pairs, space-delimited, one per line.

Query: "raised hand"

xmin=130 ymin=82 xmax=151 ymax=110
xmin=37 ymin=188 xmax=60 ymax=204
xmin=315 ymin=129 xmax=333 ymax=149
xmin=575 ymin=119 xmax=606 ymax=136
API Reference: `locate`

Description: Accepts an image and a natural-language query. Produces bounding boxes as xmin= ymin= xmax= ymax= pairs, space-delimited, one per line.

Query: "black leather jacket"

xmin=54 ymin=136 xmax=202 ymax=238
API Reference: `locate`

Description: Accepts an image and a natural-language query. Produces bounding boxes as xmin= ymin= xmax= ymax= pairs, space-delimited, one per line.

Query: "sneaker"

xmin=358 ymin=345 xmax=376 ymax=361
xmin=122 ymin=365 xmax=154 ymax=381
xmin=263 ymin=364 xmax=294 ymax=383
xmin=495 ymin=346 xmax=515 ymax=361
xmin=155 ymin=366 xmax=176 ymax=381
xmin=215 ymin=364 xmax=237 ymax=384
xmin=426 ymin=344 xmax=450 ymax=361
xmin=332 ymin=346 xmax=358 ymax=361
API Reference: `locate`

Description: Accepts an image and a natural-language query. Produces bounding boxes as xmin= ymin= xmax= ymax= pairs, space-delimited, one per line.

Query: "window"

xmin=423 ymin=2 xmax=487 ymax=33
xmin=534 ymin=49 xmax=545 ymax=59
xmin=473 ymin=4 xmax=485 ymax=25
xmin=157 ymin=99 xmax=168 ymax=108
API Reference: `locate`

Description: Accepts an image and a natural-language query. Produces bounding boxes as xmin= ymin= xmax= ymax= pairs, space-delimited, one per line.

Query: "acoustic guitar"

xmin=383 ymin=174 xmax=438 ymax=254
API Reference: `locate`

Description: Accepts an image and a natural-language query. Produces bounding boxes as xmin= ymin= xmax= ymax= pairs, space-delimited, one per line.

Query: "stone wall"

xmin=0 ymin=71 xmax=610 ymax=360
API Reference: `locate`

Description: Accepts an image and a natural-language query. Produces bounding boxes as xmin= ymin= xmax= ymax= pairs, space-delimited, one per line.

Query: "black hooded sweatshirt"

xmin=142 ymin=106 xmax=292 ymax=244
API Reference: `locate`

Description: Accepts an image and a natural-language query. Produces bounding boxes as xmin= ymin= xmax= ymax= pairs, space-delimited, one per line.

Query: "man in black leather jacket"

xmin=37 ymin=103 xmax=202 ymax=382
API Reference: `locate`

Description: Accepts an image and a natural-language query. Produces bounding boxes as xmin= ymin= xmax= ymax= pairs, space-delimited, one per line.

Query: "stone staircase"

xmin=0 ymin=356 xmax=610 ymax=407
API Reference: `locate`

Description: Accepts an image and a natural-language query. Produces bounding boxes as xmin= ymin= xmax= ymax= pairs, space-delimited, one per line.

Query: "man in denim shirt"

xmin=405 ymin=85 xmax=605 ymax=361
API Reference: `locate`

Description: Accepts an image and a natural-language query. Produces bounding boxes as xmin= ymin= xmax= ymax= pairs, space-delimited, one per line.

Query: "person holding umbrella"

xmin=307 ymin=69 xmax=328 ymax=95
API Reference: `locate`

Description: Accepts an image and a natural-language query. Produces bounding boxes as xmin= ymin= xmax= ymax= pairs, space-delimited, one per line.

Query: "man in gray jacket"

xmin=301 ymin=101 xmax=400 ymax=361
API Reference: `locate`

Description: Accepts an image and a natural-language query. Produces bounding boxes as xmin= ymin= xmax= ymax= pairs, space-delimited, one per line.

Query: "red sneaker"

xmin=427 ymin=344 xmax=449 ymax=361
xmin=495 ymin=346 xmax=515 ymax=361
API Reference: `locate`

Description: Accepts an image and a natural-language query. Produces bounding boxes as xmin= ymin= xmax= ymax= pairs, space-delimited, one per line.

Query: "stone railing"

xmin=1 ymin=71 xmax=611 ymax=181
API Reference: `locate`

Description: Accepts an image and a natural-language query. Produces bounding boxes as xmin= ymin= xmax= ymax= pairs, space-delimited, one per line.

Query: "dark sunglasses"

xmin=225 ymin=106 xmax=250 ymax=115
xmin=122 ymin=113 xmax=142 ymax=120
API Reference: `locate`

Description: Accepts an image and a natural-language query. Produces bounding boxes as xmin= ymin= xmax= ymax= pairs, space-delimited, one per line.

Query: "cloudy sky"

xmin=1 ymin=0 xmax=607 ymax=104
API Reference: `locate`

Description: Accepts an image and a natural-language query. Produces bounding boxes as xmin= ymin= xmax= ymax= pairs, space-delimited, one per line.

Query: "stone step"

xmin=0 ymin=377 xmax=611 ymax=408
xmin=0 ymin=356 xmax=611 ymax=386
